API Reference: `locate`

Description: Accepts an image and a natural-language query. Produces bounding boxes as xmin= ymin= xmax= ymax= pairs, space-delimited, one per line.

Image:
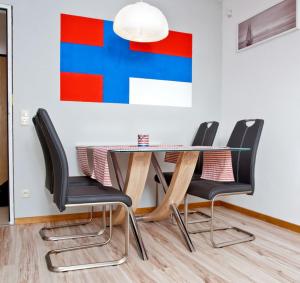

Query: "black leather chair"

xmin=184 ymin=119 xmax=264 ymax=248
xmin=33 ymin=113 xmax=100 ymax=241
xmin=33 ymin=115 xmax=98 ymax=193
xmin=35 ymin=108 xmax=132 ymax=272
xmin=154 ymin=121 xmax=219 ymax=205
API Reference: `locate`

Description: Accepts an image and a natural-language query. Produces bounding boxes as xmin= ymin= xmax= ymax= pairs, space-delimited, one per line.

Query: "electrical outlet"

xmin=21 ymin=110 xmax=30 ymax=126
xmin=22 ymin=189 xmax=31 ymax=198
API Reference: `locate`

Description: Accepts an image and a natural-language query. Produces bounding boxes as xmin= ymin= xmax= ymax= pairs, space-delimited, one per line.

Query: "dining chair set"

xmin=33 ymin=108 xmax=263 ymax=272
xmin=154 ymin=119 xmax=264 ymax=248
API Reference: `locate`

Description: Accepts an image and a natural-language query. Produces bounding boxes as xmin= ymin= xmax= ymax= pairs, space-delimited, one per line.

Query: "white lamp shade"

xmin=113 ymin=2 xmax=169 ymax=42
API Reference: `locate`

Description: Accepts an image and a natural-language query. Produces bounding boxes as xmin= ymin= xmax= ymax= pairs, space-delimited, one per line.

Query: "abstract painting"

xmin=238 ymin=0 xmax=298 ymax=50
xmin=60 ymin=14 xmax=192 ymax=107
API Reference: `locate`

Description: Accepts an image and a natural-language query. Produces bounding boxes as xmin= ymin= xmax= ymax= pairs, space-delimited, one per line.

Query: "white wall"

xmin=2 ymin=0 xmax=299 ymax=225
xmin=0 ymin=0 xmax=222 ymax=217
xmin=0 ymin=10 xmax=6 ymax=54
xmin=222 ymin=0 xmax=300 ymax=225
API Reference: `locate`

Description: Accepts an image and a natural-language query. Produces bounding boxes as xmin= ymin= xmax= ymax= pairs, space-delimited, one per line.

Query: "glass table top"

xmin=110 ymin=146 xmax=250 ymax=153
xmin=79 ymin=145 xmax=251 ymax=153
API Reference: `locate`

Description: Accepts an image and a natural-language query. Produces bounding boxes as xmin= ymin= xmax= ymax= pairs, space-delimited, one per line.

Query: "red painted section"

xmin=130 ymin=31 xmax=192 ymax=58
xmin=60 ymin=72 xmax=103 ymax=102
xmin=61 ymin=14 xmax=104 ymax=46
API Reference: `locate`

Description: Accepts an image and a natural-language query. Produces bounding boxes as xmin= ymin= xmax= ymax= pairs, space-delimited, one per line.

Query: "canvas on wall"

xmin=60 ymin=14 xmax=192 ymax=107
xmin=238 ymin=0 xmax=298 ymax=50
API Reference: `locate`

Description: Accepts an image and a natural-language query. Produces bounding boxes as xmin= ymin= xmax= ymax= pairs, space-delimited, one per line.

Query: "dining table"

xmin=76 ymin=144 xmax=250 ymax=261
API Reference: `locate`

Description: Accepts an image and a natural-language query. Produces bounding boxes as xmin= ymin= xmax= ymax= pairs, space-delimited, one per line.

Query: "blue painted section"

xmin=60 ymin=20 xmax=192 ymax=104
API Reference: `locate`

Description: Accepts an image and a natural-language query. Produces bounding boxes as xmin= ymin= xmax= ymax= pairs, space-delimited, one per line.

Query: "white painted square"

xmin=129 ymin=78 xmax=192 ymax=107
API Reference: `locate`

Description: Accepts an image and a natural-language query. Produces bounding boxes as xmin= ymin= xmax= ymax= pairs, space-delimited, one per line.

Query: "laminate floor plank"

xmin=0 ymin=208 xmax=299 ymax=283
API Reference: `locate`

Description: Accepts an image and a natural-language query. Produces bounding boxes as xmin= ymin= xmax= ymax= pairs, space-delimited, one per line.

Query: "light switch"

xmin=21 ymin=110 xmax=30 ymax=126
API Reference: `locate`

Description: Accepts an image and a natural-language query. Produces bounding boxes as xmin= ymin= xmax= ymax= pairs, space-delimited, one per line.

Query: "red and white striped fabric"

xmin=200 ymin=151 xmax=234 ymax=182
xmin=76 ymin=146 xmax=92 ymax=177
xmin=91 ymin=145 xmax=140 ymax=186
xmin=76 ymin=145 xmax=235 ymax=186
xmin=77 ymin=145 xmax=168 ymax=186
xmin=164 ymin=152 xmax=180 ymax=163
xmin=92 ymin=147 xmax=114 ymax=186
xmin=164 ymin=147 xmax=235 ymax=182
xmin=77 ymin=145 xmax=185 ymax=186
xmin=164 ymin=146 xmax=211 ymax=163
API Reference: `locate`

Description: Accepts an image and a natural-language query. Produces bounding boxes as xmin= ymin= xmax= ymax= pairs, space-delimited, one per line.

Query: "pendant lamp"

xmin=113 ymin=1 xmax=169 ymax=42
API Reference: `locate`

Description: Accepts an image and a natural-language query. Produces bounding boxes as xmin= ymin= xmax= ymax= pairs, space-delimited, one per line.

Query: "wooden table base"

xmin=110 ymin=151 xmax=199 ymax=257
xmin=142 ymin=151 xmax=199 ymax=222
xmin=112 ymin=152 xmax=152 ymax=225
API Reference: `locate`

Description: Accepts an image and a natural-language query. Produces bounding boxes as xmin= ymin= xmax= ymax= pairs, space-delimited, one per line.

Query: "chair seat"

xmin=68 ymin=176 xmax=98 ymax=186
xmin=154 ymin=172 xmax=202 ymax=185
xmin=187 ymin=179 xmax=253 ymax=200
xmin=67 ymin=184 xmax=132 ymax=207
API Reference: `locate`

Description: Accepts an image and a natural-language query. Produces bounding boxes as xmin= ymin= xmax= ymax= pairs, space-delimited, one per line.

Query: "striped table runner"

xmin=77 ymin=145 xmax=184 ymax=186
xmin=165 ymin=149 xmax=235 ymax=182
xmin=76 ymin=147 xmax=92 ymax=177
xmin=77 ymin=145 xmax=235 ymax=186
xmin=77 ymin=145 xmax=139 ymax=186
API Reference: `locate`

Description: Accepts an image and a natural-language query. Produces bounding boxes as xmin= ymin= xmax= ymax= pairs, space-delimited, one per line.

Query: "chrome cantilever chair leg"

xmin=183 ymin=195 xmax=211 ymax=225
xmin=40 ymin=206 xmax=107 ymax=241
xmin=184 ymin=192 xmax=255 ymax=248
xmin=157 ymin=184 xmax=210 ymax=225
xmin=45 ymin=202 xmax=130 ymax=272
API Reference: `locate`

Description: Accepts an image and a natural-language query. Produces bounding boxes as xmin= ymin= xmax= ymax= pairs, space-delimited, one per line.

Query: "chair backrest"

xmin=192 ymin=121 xmax=219 ymax=174
xmin=33 ymin=115 xmax=54 ymax=193
xmin=36 ymin=108 xmax=69 ymax=211
xmin=227 ymin=119 xmax=264 ymax=192
xmin=192 ymin=121 xmax=219 ymax=147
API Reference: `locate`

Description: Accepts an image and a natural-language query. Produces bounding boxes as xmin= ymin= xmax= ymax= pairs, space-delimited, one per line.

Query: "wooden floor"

xmin=0 ymin=207 xmax=299 ymax=283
